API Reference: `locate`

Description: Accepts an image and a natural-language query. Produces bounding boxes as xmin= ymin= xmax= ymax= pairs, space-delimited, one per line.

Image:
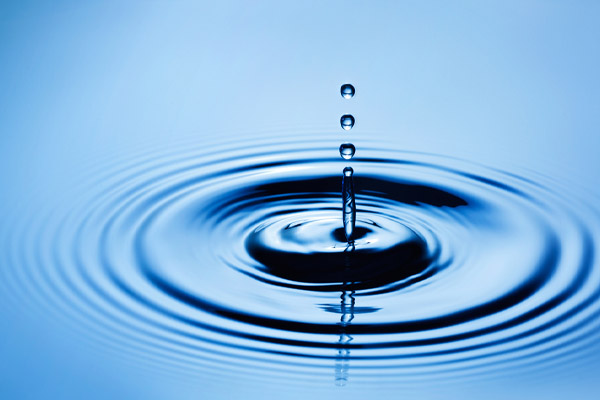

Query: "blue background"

xmin=1 ymin=1 xmax=599 ymax=399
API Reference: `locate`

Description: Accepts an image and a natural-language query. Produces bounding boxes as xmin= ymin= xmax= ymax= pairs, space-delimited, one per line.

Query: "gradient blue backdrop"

xmin=1 ymin=1 xmax=599 ymax=399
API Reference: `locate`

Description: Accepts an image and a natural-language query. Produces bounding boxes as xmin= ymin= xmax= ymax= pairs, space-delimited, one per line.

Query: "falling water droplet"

xmin=340 ymin=115 xmax=355 ymax=131
xmin=342 ymin=167 xmax=356 ymax=242
xmin=339 ymin=143 xmax=356 ymax=160
xmin=340 ymin=84 xmax=355 ymax=99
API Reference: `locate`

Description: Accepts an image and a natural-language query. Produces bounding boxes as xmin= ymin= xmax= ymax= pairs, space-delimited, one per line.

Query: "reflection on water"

xmin=335 ymin=286 xmax=355 ymax=386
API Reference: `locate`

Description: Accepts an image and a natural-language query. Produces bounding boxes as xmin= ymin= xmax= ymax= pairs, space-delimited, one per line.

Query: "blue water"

xmin=2 ymin=2 xmax=600 ymax=400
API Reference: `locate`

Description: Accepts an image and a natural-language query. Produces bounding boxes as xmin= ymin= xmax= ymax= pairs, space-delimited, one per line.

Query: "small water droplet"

xmin=340 ymin=84 xmax=355 ymax=99
xmin=339 ymin=143 xmax=356 ymax=160
xmin=340 ymin=115 xmax=355 ymax=131
xmin=343 ymin=166 xmax=354 ymax=177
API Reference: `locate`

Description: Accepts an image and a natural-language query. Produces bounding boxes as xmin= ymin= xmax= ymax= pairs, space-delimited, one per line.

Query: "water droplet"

xmin=343 ymin=166 xmax=354 ymax=177
xmin=339 ymin=143 xmax=356 ymax=160
xmin=340 ymin=84 xmax=355 ymax=99
xmin=340 ymin=115 xmax=355 ymax=131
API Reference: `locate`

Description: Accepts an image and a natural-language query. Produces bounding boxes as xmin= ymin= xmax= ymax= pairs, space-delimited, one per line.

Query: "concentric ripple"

xmin=2 ymin=131 xmax=600 ymax=385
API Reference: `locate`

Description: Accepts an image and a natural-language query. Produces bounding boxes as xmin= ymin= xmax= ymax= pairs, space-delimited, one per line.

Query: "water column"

xmin=339 ymin=84 xmax=356 ymax=243
xmin=335 ymin=84 xmax=357 ymax=386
